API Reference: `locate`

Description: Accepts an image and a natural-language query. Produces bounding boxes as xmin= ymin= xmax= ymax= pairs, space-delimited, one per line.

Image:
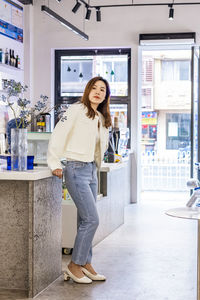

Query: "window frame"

xmin=54 ymin=48 xmax=131 ymax=147
xmin=161 ymin=59 xmax=191 ymax=82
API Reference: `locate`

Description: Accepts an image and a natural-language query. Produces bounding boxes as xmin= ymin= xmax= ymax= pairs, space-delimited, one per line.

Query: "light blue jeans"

xmin=63 ymin=160 xmax=99 ymax=265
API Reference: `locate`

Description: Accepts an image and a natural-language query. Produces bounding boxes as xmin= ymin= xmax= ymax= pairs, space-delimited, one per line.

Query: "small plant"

xmin=1 ymin=79 xmax=67 ymax=128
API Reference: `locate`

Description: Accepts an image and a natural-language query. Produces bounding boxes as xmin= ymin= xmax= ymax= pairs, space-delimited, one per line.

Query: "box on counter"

xmin=0 ymin=155 xmax=34 ymax=170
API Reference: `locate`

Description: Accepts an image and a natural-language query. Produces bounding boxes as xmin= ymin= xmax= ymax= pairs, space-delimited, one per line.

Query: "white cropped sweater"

xmin=47 ymin=103 xmax=109 ymax=171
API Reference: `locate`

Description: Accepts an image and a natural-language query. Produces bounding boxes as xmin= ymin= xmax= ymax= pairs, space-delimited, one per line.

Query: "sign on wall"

xmin=142 ymin=111 xmax=157 ymax=125
xmin=0 ymin=0 xmax=23 ymax=43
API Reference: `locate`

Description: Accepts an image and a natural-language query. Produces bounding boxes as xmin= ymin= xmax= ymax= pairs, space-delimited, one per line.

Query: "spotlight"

xmin=85 ymin=7 xmax=91 ymax=20
xmin=168 ymin=5 xmax=174 ymax=20
xmin=96 ymin=7 xmax=101 ymax=22
xmin=56 ymin=0 xmax=61 ymax=2
xmin=72 ymin=1 xmax=81 ymax=13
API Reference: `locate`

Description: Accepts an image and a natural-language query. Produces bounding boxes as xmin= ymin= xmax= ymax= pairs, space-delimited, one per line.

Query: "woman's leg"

xmin=64 ymin=161 xmax=99 ymax=266
xmin=86 ymin=177 xmax=98 ymax=264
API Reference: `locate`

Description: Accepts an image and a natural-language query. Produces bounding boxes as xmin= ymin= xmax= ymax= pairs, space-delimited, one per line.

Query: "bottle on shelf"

xmin=1 ymin=49 xmax=5 ymax=64
xmin=9 ymin=49 xmax=12 ymax=65
xmin=11 ymin=50 xmax=15 ymax=67
xmin=18 ymin=57 xmax=21 ymax=69
xmin=5 ymin=48 xmax=8 ymax=65
xmin=0 ymin=48 xmax=3 ymax=63
xmin=0 ymin=48 xmax=20 ymax=68
xmin=15 ymin=55 xmax=19 ymax=68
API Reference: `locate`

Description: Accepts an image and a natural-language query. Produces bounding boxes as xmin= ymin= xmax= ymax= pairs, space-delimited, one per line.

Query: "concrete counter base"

xmin=0 ymin=176 xmax=62 ymax=298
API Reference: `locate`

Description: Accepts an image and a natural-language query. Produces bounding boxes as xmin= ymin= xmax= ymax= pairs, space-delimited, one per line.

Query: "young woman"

xmin=47 ymin=77 xmax=112 ymax=284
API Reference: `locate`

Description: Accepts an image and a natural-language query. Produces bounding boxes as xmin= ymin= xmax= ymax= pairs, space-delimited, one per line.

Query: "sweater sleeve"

xmin=47 ymin=104 xmax=79 ymax=171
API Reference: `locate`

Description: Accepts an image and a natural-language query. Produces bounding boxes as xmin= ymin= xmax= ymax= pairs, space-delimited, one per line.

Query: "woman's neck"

xmin=90 ymin=103 xmax=98 ymax=112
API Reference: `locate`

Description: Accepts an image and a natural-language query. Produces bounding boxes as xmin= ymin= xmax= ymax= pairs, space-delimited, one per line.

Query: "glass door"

xmin=191 ymin=46 xmax=200 ymax=180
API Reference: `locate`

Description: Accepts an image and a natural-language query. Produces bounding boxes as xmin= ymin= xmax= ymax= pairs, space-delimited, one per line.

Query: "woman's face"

xmin=88 ymin=80 xmax=107 ymax=106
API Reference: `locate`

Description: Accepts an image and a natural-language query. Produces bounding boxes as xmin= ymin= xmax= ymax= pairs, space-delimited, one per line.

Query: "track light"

xmin=41 ymin=5 xmax=88 ymax=40
xmin=85 ymin=6 xmax=91 ymax=20
xmin=96 ymin=7 xmax=101 ymax=22
xmin=55 ymin=0 xmax=61 ymax=3
xmin=72 ymin=1 xmax=81 ymax=14
xmin=168 ymin=5 xmax=174 ymax=20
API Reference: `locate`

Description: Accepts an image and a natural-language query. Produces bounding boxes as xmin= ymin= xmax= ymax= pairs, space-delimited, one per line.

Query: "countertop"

xmin=100 ymin=158 xmax=129 ymax=172
xmin=0 ymin=158 xmax=129 ymax=180
xmin=0 ymin=167 xmax=52 ymax=181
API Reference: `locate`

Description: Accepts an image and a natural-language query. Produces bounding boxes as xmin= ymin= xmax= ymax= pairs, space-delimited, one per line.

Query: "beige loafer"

xmin=82 ymin=267 xmax=106 ymax=281
xmin=64 ymin=266 xmax=92 ymax=284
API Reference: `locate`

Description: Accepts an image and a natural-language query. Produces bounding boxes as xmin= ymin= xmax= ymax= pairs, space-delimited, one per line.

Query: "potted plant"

xmin=1 ymin=79 xmax=67 ymax=171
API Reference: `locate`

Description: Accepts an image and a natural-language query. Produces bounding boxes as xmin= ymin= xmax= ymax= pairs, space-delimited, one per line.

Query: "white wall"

xmin=0 ymin=0 xmax=24 ymax=84
xmin=24 ymin=0 xmax=200 ymax=202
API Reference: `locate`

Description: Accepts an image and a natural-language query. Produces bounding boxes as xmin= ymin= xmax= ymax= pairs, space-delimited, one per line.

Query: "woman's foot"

xmin=82 ymin=263 xmax=97 ymax=275
xmin=82 ymin=263 xmax=106 ymax=281
xmin=68 ymin=261 xmax=85 ymax=278
xmin=65 ymin=261 xmax=92 ymax=283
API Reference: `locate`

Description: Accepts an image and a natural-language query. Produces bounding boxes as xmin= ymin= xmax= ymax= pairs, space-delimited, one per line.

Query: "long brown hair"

xmin=81 ymin=76 xmax=112 ymax=128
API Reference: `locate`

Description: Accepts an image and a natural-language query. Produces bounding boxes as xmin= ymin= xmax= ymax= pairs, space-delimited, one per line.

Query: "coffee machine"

xmin=35 ymin=113 xmax=51 ymax=132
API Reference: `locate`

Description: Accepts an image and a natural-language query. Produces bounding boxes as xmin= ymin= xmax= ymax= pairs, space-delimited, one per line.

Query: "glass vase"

xmin=11 ymin=128 xmax=28 ymax=171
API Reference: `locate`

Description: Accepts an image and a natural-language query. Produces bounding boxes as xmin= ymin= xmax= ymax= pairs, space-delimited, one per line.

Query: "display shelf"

xmin=0 ymin=62 xmax=23 ymax=71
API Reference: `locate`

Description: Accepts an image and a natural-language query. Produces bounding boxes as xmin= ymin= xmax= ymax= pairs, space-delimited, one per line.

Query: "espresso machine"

xmin=35 ymin=113 xmax=51 ymax=132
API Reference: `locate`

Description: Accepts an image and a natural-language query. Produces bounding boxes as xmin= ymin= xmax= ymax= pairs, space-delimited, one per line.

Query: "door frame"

xmin=138 ymin=44 xmax=194 ymax=199
xmin=191 ymin=46 xmax=200 ymax=180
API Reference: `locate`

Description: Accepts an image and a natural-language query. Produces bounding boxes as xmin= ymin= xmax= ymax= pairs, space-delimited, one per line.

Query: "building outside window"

xmin=141 ymin=49 xmax=191 ymax=192
xmin=166 ymin=113 xmax=190 ymax=150
xmin=161 ymin=60 xmax=190 ymax=81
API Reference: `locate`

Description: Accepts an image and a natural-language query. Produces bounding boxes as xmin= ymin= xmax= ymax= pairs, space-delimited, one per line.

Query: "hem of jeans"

xmin=71 ymin=258 xmax=87 ymax=265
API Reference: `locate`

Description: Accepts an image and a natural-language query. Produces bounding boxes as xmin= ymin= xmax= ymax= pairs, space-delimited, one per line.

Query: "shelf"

xmin=0 ymin=62 xmax=23 ymax=71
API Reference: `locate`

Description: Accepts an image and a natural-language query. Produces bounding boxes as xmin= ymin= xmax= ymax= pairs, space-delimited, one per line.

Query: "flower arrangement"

xmin=1 ymin=79 xmax=67 ymax=129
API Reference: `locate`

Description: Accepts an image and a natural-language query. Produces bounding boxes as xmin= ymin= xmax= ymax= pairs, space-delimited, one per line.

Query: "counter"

xmin=0 ymin=167 xmax=52 ymax=180
xmin=0 ymin=168 xmax=62 ymax=298
xmin=62 ymin=159 xmax=131 ymax=249
xmin=0 ymin=159 xmax=131 ymax=296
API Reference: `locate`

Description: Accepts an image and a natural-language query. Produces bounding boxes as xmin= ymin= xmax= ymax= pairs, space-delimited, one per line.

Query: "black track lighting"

xmin=70 ymin=0 xmax=200 ymax=23
xmin=85 ymin=7 xmax=91 ymax=20
xmin=96 ymin=7 xmax=101 ymax=22
xmin=168 ymin=5 xmax=174 ymax=20
xmin=72 ymin=1 xmax=81 ymax=13
xmin=41 ymin=5 xmax=88 ymax=40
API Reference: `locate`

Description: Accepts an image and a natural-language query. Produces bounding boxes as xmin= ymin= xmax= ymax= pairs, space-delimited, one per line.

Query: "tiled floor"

xmin=1 ymin=192 xmax=197 ymax=300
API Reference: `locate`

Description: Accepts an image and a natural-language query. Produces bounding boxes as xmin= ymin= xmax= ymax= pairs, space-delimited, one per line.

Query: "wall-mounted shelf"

xmin=0 ymin=62 xmax=23 ymax=71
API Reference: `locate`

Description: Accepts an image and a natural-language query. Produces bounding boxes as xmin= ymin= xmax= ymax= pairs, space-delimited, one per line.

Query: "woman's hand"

xmin=52 ymin=168 xmax=63 ymax=179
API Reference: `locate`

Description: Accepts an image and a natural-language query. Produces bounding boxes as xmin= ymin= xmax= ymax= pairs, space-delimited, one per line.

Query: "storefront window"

xmin=55 ymin=48 xmax=131 ymax=147
xmin=166 ymin=113 xmax=190 ymax=150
